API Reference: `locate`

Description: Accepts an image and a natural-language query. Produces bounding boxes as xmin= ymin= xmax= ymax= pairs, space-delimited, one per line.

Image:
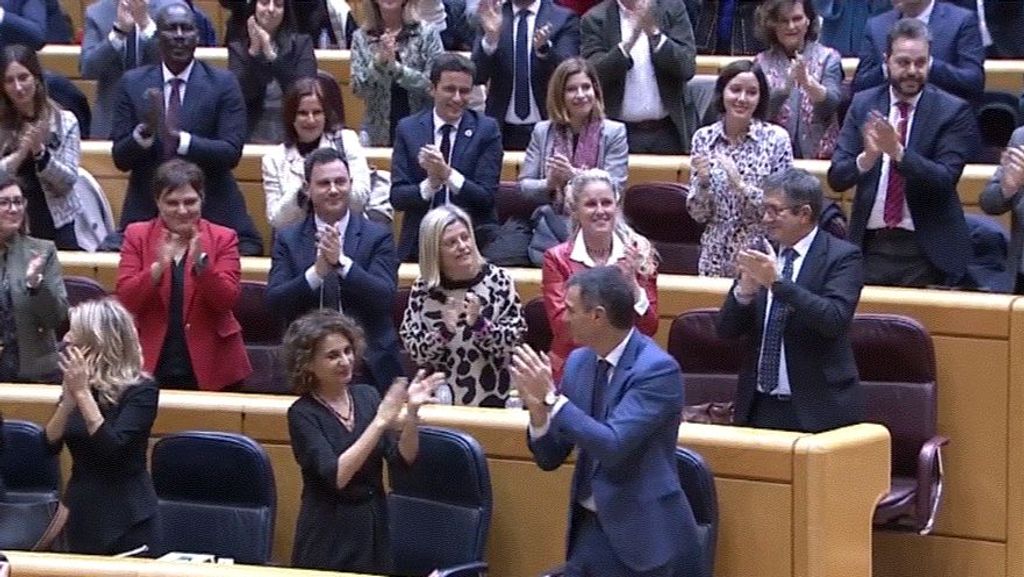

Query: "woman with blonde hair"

xmin=44 ymin=298 xmax=161 ymax=556
xmin=519 ymin=57 xmax=628 ymax=266
xmin=400 ymin=205 xmax=526 ymax=407
xmin=541 ymin=169 xmax=659 ymax=380
xmin=350 ymin=0 xmax=443 ymax=146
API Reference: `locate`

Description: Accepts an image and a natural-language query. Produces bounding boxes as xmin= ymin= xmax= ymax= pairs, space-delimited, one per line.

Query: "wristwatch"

xmin=543 ymin=390 xmax=559 ymax=408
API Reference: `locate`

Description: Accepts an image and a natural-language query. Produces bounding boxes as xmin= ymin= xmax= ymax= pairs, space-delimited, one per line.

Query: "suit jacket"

xmin=266 ymin=212 xmax=403 ymax=391
xmin=80 ymin=0 xmax=170 ymax=139
xmin=110 ymin=59 xmax=263 ymax=255
xmin=4 ymin=234 xmax=67 ymax=381
xmin=717 ymin=230 xmax=865 ymax=433
xmin=390 ymin=107 xmax=503 ymax=261
xmin=814 ymin=0 xmax=892 ymax=57
xmin=116 ymin=218 xmax=251 ymax=390
xmin=227 ymin=32 xmax=317 ymax=138
xmin=980 ymin=125 xmax=1024 ymax=282
xmin=852 ymin=2 xmax=985 ymax=103
xmin=528 ymin=331 xmax=701 ymax=574
xmin=49 ymin=378 xmax=159 ymax=554
xmin=581 ymin=0 xmax=697 ymax=152
xmin=692 ymin=0 xmax=761 ymax=55
xmin=518 ymin=118 xmax=628 ymax=203
xmin=0 ymin=0 xmax=45 ymax=51
xmin=827 ymin=83 xmax=976 ymax=285
xmin=471 ymin=0 xmax=580 ymax=126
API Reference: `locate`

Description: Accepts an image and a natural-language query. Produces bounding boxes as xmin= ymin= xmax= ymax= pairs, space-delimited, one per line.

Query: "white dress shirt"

xmin=860 ymin=87 xmax=921 ymax=231
xmin=481 ymin=0 xmax=544 ymax=125
xmin=617 ymin=0 xmax=668 ymax=122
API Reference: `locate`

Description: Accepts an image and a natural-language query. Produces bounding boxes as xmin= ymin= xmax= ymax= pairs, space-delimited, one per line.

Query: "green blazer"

xmin=4 ymin=234 xmax=68 ymax=381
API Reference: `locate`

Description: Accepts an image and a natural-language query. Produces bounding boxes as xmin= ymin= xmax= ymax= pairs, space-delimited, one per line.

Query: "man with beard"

xmin=828 ymin=17 xmax=976 ymax=288
xmin=111 ymin=2 xmax=264 ymax=255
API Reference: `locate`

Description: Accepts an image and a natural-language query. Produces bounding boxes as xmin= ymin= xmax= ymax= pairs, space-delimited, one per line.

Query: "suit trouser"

xmin=750 ymin=392 xmax=802 ymax=431
xmin=862 ymin=229 xmax=944 ymax=288
xmin=564 ymin=505 xmax=675 ymax=577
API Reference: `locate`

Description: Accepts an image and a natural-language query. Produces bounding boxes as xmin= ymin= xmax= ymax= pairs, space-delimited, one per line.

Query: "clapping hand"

xmin=314 ymin=224 xmax=341 ymax=277
xmin=19 ymin=122 xmax=46 ymax=157
xmin=1000 ymin=146 xmax=1024 ymax=197
xmin=115 ymin=0 xmax=134 ymax=31
xmin=25 ymin=251 xmax=45 ymax=289
xmin=634 ymin=0 xmax=658 ymax=35
xmin=141 ymin=87 xmax=163 ymax=138
xmin=735 ymin=241 xmax=779 ymax=289
xmin=375 ymin=380 xmax=409 ymax=428
xmin=533 ymin=23 xmax=552 ymax=55
xmin=866 ymin=110 xmax=901 ymax=158
xmin=463 ymin=293 xmax=482 ymax=327
xmin=418 ymin=144 xmax=450 ymax=187
xmin=127 ymin=0 xmax=150 ymax=28
xmin=715 ymin=154 xmax=742 ymax=190
xmin=59 ymin=345 xmax=91 ymax=399
xmin=790 ymin=56 xmax=809 ymax=88
xmin=407 ymin=369 xmax=446 ymax=408
xmin=376 ymin=30 xmax=397 ymax=66
xmin=691 ymin=155 xmax=711 ymax=187
xmin=545 ymin=153 xmax=575 ymax=192
xmin=509 ymin=344 xmax=554 ymax=408
xmin=478 ymin=0 xmax=503 ymax=43
xmin=441 ymin=296 xmax=461 ymax=334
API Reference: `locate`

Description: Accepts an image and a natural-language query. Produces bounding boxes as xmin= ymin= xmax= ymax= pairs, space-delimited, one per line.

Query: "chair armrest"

xmin=915 ymin=435 xmax=950 ymax=535
xmin=435 ymin=561 xmax=489 ymax=577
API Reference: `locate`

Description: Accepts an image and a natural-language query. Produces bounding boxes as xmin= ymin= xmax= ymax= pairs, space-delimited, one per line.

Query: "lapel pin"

xmin=464 ymin=129 xmax=473 ymax=138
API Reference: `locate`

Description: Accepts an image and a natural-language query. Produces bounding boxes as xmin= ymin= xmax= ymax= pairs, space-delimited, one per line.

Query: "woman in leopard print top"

xmin=400 ymin=206 xmax=526 ymax=407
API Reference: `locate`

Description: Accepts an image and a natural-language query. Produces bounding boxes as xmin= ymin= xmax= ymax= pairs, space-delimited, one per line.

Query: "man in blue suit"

xmin=390 ymin=52 xmax=503 ymax=263
xmin=110 ymin=2 xmax=263 ymax=255
xmin=0 ymin=0 xmax=46 ymax=51
xmin=472 ymin=0 xmax=580 ymax=150
xmin=512 ymin=266 xmax=702 ymax=577
xmin=829 ymin=17 xmax=976 ymax=288
xmin=718 ymin=168 xmax=865 ymax=432
xmin=266 ymin=148 xmax=403 ymax=394
xmin=852 ymin=0 xmax=984 ymax=104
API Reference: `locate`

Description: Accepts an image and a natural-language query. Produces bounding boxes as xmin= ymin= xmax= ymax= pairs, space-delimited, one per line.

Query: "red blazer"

xmin=116 ymin=218 xmax=251 ymax=391
xmin=541 ymin=240 xmax=660 ymax=381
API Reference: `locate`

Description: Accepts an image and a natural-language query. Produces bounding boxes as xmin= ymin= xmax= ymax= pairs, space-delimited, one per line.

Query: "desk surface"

xmin=3 ymin=551 xmax=371 ymax=577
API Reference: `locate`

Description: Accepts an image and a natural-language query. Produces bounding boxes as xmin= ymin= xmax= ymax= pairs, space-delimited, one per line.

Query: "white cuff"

xmin=633 ymin=285 xmax=650 ymax=316
xmin=420 ymin=179 xmax=440 ymax=201
xmin=855 ymin=152 xmax=874 ymax=174
xmin=527 ymin=394 xmax=568 ymax=439
xmin=139 ymin=19 xmax=156 ymax=38
xmin=133 ymin=124 xmax=154 ymax=147
xmin=481 ymin=35 xmax=498 ymax=55
xmin=305 ymin=265 xmax=323 ymax=289
xmin=338 ymin=255 xmax=353 ymax=278
xmin=732 ymin=285 xmax=755 ymax=306
xmin=177 ymin=131 xmax=191 ymax=155
xmin=109 ymin=30 xmax=126 ymax=48
xmin=447 ymin=169 xmax=465 ymax=194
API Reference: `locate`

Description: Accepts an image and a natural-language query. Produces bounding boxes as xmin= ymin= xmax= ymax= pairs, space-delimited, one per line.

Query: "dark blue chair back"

xmin=676 ymin=447 xmax=718 ymax=577
xmin=151 ymin=431 xmax=276 ymax=564
xmin=1 ymin=420 xmax=60 ymax=503
xmin=388 ymin=426 xmax=492 ymax=575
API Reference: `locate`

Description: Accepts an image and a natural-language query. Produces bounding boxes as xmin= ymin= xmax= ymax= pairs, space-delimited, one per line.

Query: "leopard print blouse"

xmin=399 ymin=263 xmax=526 ymax=407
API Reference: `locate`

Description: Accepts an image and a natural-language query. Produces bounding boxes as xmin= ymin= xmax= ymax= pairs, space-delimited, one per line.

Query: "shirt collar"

xmin=570 ymin=231 xmax=626 ymax=267
xmin=602 ymin=328 xmax=635 ymax=368
xmin=786 ymin=226 xmax=819 ymax=259
xmin=909 ymin=0 xmax=935 ymax=23
xmin=314 ymin=210 xmax=351 ymax=237
xmin=162 ymin=60 xmax=196 ymax=85
xmin=432 ymin=109 xmax=461 ymax=133
xmin=711 ymin=118 xmax=764 ymax=145
xmin=510 ymin=0 xmax=540 ymax=16
xmin=888 ymin=86 xmax=923 ymax=110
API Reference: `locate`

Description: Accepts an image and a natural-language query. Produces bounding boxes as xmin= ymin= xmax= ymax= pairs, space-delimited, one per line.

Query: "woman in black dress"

xmin=284 ymin=309 xmax=442 ymax=573
xmin=44 ymin=298 xmax=161 ymax=556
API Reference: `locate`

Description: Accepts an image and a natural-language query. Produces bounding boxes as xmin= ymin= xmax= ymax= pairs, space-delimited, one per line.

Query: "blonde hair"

xmin=417 ymin=205 xmax=484 ymax=289
xmin=566 ymin=169 xmax=658 ymax=278
xmin=67 ymin=298 xmax=147 ymax=406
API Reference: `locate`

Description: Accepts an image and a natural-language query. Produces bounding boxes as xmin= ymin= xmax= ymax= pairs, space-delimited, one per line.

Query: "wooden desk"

xmin=4 ymin=551 xmax=367 ymax=577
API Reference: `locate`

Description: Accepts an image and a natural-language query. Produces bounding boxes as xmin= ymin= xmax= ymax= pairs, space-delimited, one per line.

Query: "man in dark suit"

xmin=266 ymin=147 xmax=403 ymax=394
xmin=472 ymin=0 xmax=579 ymax=150
xmin=111 ymin=2 xmax=263 ymax=255
xmin=829 ymin=17 xmax=976 ymax=287
xmin=580 ymin=0 xmax=696 ymax=153
xmin=718 ymin=168 xmax=865 ymax=432
xmin=852 ymin=0 xmax=984 ymax=104
xmin=943 ymin=0 xmax=1024 ymax=58
xmin=0 ymin=0 xmax=46 ymax=51
xmin=512 ymin=266 xmax=702 ymax=577
xmin=390 ymin=52 xmax=503 ymax=262
xmin=980 ymin=126 xmax=1024 ymax=294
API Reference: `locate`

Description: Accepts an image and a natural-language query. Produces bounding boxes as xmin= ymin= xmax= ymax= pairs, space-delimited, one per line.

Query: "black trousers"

xmin=501 ymin=122 xmax=535 ymax=151
xmin=862 ymin=229 xmax=944 ymax=288
xmin=624 ymin=117 xmax=684 ymax=154
xmin=750 ymin=393 xmax=802 ymax=432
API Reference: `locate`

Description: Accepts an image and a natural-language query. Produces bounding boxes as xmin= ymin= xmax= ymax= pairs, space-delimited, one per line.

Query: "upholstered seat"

xmin=622 ymin=183 xmax=704 ymax=275
xmin=523 ymin=296 xmax=553 ymax=353
xmin=676 ymin=447 xmax=719 ymax=577
xmin=152 ymin=431 xmax=277 ymax=563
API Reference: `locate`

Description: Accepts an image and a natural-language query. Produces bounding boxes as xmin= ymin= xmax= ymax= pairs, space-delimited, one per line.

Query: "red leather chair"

xmin=234 ymin=281 xmax=287 ymax=394
xmin=63 ymin=275 xmax=107 ymax=306
xmin=523 ymin=296 xmax=553 ymax=353
xmin=495 ymin=181 xmax=546 ymax=224
xmin=622 ymin=183 xmax=704 ymax=276
xmin=851 ymin=314 xmax=948 ymax=534
xmin=667 ymin=308 xmax=742 ymax=410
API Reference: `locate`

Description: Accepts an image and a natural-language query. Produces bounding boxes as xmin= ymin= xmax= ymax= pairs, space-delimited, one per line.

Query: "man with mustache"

xmin=828 ymin=17 xmax=977 ymax=288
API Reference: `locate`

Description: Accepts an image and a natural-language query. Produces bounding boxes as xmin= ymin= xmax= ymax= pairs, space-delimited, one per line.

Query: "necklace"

xmin=313 ymin=390 xmax=355 ymax=431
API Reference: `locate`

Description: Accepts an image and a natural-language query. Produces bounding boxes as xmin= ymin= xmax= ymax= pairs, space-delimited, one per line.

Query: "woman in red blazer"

xmin=116 ymin=159 xmax=251 ymax=391
xmin=541 ymin=169 xmax=660 ymax=381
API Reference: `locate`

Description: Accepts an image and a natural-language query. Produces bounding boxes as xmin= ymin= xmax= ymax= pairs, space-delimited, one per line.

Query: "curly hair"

xmin=565 ymin=169 xmax=659 ymax=278
xmin=67 ymin=298 xmax=148 ymax=406
xmin=282 ymin=310 xmax=367 ymax=395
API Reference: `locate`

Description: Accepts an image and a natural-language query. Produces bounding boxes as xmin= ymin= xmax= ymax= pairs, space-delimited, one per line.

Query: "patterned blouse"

xmin=351 ymin=24 xmax=444 ymax=147
xmin=399 ymin=263 xmax=526 ymax=408
xmin=687 ymin=119 xmax=794 ymax=278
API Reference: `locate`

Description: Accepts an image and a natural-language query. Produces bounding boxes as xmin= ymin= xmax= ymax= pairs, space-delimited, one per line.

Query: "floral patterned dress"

xmin=687 ymin=119 xmax=794 ymax=277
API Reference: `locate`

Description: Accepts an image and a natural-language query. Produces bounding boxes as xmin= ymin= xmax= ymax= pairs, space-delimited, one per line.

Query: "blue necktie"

xmin=758 ymin=248 xmax=797 ymax=394
xmin=514 ymin=9 xmax=531 ymax=120
xmin=578 ymin=359 xmax=610 ymax=502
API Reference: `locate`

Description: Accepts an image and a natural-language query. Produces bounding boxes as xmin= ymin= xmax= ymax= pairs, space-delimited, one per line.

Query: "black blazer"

xmin=48 ymin=379 xmax=160 ymax=553
xmin=471 ymin=0 xmax=580 ymax=124
xmin=827 ymin=83 xmax=977 ymax=285
xmin=266 ymin=213 xmax=403 ymax=392
xmin=110 ymin=60 xmax=263 ymax=255
xmin=389 ymin=108 xmax=503 ymax=261
xmin=717 ymin=231 xmax=866 ymax=433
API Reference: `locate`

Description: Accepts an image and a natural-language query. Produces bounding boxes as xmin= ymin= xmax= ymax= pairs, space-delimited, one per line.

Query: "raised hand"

xmin=127 ymin=0 xmax=150 ymax=28
xmin=509 ymin=344 xmax=554 ymax=407
xmin=478 ymin=0 xmax=503 ymax=43
xmin=314 ymin=224 xmax=341 ymax=277
xmin=142 ymin=87 xmax=163 ymax=137
xmin=407 ymin=369 xmax=446 ymax=408
xmin=533 ymin=23 xmax=552 ymax=54
xmin=59 ymin=345 xmax=91 ymax=398
xmin=463 ymin=292 xmax=482 ymax=327
xmin=115 ymin=0 xmax=134 ymax=31
xmin=545 ymin=153 xmax=575 ymax=192
xmin=1000 ymin=146 xmax=1024 ymax=197
xmin=25 ymin=251 xmax=46 ymax=289
xmin=691 ymin=155 xmax=711 ymax=187
xmin=441 ymin=296 xmax=461 ymax=334
xmin=375 ymin=380 xmax=409 ymax=427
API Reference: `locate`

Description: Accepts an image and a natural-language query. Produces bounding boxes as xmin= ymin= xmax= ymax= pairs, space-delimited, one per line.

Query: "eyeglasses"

xmin=0 ymin=198 xmax=25 ymax=211
xmin=763 ymin=203 xmax=806 ymax=217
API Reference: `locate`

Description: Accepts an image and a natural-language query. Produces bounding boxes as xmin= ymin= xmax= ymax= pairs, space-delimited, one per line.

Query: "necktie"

xmin=883 ymin=101 xmax=912 ymax=228
xmin=514 ymin=9 xmax=531 ymax=120
xmin=163 ymin=78 xmax=184 ymax=160
xmin=125 ymin=28 xmax=139 ymax=69
xmin=578 ymin=359 xmax=611 ymax=502
xmin=758 ymin=248 xmax=797 ymax=395
xmin=432 ymin=124 xmax=454 ymax=208
xmin=321 ymin=268 xmax=342 ymax=313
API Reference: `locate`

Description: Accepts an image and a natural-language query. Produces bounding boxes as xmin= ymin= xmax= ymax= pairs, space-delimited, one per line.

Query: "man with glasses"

xmin=717 ymin=167 xmax=865 ymax=432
